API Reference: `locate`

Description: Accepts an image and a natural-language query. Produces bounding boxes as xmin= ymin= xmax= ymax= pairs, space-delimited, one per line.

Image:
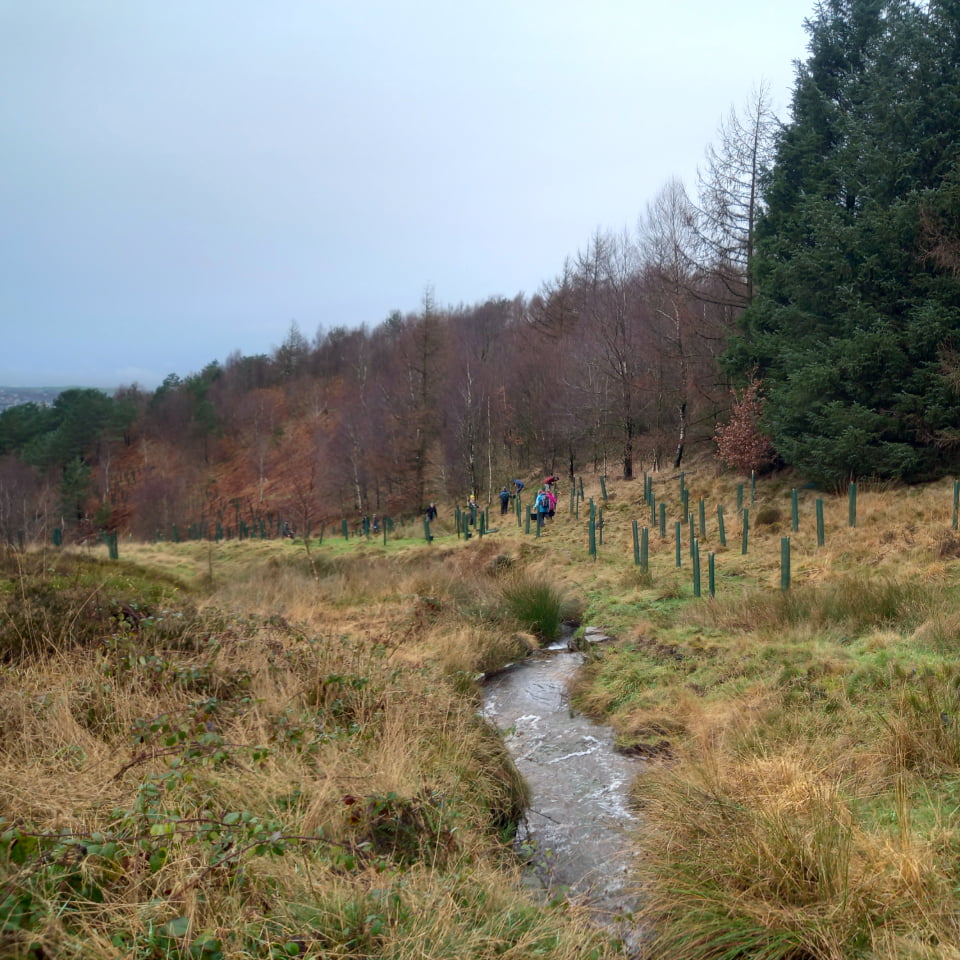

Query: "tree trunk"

xmin=623 ymin=418 xmax=634 ymax=480
xmin=673 ymin=400 xmax=686 ymax=469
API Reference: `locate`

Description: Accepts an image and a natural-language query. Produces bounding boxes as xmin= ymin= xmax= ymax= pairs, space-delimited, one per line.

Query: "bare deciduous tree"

xmin=640 ymin=179 xmax=701 ymax=469
xmin=694 ymin=83 xmax=780 ymax=307
xmin=573 ymin=230 xmax=649 ymax=479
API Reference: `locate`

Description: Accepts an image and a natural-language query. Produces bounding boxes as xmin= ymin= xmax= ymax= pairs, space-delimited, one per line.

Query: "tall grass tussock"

xmin=499 ymin=573 xmax=575 ymax=643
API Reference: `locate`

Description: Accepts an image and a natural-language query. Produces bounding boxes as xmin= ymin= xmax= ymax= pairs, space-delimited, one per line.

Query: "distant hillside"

xmin=0 ymin=386 xmax=64 ymax=412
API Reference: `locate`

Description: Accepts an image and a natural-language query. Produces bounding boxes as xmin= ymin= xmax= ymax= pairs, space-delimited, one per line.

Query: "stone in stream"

xmin=567 ymin=625 xmax=616 ymax=650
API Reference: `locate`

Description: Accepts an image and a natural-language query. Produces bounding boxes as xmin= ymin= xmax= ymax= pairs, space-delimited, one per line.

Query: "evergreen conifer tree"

xmin=727 ymin=0 xmax=960 ymax=485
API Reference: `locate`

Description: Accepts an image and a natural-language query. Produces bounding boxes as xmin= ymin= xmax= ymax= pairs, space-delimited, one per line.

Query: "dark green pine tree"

xmin=726 ymin=0 xmax=960 ymax=485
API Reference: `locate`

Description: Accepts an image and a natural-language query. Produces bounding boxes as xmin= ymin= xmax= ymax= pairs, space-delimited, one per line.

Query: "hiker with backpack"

xmin=534 ymin=487 xmax=551 ymax=533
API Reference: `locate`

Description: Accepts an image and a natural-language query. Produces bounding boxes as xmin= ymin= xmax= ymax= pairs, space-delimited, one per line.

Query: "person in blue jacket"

xmin=534 ymin=487 xmax=550 ymax=532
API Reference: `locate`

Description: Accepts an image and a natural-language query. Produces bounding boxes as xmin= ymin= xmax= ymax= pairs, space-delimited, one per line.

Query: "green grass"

xmin=499 ymin=575 xmax=572 ymax=642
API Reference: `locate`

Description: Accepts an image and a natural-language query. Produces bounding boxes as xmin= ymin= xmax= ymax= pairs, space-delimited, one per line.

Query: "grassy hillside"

xmin=561 ymin=468 xmax=960 ymax=960
xmin=5 ymin=464 xmax=960 ymax=958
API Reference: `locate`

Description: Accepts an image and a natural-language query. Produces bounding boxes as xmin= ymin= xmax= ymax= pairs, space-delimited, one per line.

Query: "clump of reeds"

xmin=499 ymin=574 xmax=570 ymax=643
xmin=753 ymin=504 xmax=783 ymax=527
xmin=879 ymin=668 xmax=960 ymax=773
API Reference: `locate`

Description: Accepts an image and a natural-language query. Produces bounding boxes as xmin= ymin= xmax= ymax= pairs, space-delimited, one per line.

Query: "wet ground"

xmin=482 ymin=643 xmax=645 ymax=949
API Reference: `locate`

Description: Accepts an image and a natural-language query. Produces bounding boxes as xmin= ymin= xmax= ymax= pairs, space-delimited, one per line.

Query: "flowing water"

xmin=482 ymin=642 xmax=645 ymax=950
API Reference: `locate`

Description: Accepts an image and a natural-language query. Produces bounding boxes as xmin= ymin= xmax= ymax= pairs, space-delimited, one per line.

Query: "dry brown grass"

xmin=2 ymin=533 xmax=629 ymax=959
xmin=633 ymin=743 xmax=960 ymax=960
xmin=561 ymin=468 xmax=960 ymax=958
xmin=9 ymin=464 xmax=960 ymax=958
xmin=0 ymin=607 xmax=554 ymax=956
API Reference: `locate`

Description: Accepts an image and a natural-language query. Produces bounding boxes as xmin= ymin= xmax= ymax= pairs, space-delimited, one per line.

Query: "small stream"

xmin=481 ymin=639 xmax=645 ymax=950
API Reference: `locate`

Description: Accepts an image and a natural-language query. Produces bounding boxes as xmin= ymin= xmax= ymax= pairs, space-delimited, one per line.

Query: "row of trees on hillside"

xmin=0 ymin=163 xmax=765 ymax=540
xmin=0 ymin=389 xmax=138 ymax=541
xmin=9 ymin=0 xmax=960 ymax=540
xmin=0 ymin=69 xmax=778 ymax=542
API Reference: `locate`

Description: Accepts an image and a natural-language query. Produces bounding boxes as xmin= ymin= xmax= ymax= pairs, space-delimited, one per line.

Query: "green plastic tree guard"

xmin=692 ymin=538 xmax=701 ymax=597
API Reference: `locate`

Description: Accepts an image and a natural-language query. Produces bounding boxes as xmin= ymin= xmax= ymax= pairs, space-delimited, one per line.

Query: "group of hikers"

xmin=422 ymin=474 xmax=562 ymax=535
xmin=496 ymin=475 xmax=560 ymax=532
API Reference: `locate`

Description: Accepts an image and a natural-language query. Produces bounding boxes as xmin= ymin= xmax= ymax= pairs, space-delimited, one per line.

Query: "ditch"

xmin=482 ymin=638 xmax=646 ymax=954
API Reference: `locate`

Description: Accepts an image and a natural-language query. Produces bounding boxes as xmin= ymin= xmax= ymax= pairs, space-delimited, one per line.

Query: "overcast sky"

xmin=1 ymin=1 xmax=815 ymax=390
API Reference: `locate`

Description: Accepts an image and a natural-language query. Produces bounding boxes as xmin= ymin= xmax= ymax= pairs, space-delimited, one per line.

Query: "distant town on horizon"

xmin=0 ymin=386 xmax=74 ymax=412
